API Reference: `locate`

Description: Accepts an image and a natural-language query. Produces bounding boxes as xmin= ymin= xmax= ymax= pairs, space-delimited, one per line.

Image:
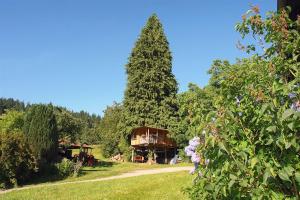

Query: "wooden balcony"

xmin=130 ymin=126 xmax=176 ymax=148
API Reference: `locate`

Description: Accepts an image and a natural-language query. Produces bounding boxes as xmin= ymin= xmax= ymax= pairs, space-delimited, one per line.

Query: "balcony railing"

xmin=131 ymin=134 xmax=167 ymax=145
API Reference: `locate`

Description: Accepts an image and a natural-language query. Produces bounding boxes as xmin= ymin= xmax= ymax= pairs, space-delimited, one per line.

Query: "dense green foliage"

xmin=55 ymin=107 xmax=82 ymax=142
xmin=0 ymin=110 xmax=24 ymax=133
xmin=54 ymin=107 xmax=101 ymax=144
xmin=23 ymin=104 xmax=59 ymax=164
xmin=0 ymin=132 xmax=35 ymax=188
xmin=177 ymin=83 xmax=214 ymax=148
xmin=71 ymin=110 xmax=101 ymax=144
xmin=0 ymin=110 xmax=36 ymax=188
xmin=122 ymin=14 xmax=179 ymax=138
xmin=0 ymin=131 xmax=36 ymax=188
xmin=0 ymin=98 xmax=101 ymax=145
xmin=0 ymin=98 xmax=25 ymax=115
xmin=187 ymin=8 xmax=300 ymax=199
xmin=98 ymin=103 xmax=123 ymax=157
xmin=55 ymin=158 xmax=79 ymax=178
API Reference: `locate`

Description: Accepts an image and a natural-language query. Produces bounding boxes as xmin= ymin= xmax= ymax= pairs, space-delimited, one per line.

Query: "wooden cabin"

xmin=130 ymin=126 xmax=177 ymax=164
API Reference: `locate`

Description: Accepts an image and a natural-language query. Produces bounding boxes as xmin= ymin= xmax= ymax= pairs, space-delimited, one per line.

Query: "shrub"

xmin=55 ymin=158 xmax=75 ymax=177
xmin=187 ymin=7 xmax=300 ymax=199
xmin=0 ymin=110 xmax=24 ymax=133
xmin=0 ymin=131 xmax=36 ymax=189
xmin=55 ymin=159 xmax=82 ymax=178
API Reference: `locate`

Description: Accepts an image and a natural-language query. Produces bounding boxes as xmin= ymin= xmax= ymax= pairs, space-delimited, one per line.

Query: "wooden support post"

xmin=147 ymin=128 xmax=150 ymax=143
xmin=154 ymin=147 xmax=156 ymax=163
xmin=131 ymin=148 xmax=134 ymax=162
xmin=164 ymin=147 xmax=167 ymax=164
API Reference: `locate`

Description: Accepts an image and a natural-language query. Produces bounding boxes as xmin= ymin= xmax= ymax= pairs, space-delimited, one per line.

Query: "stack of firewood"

xmin=110 ymin=154 xmax=124 ymax=162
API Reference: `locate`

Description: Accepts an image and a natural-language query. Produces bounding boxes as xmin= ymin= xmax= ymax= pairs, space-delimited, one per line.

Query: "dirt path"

xmin=0 ymin=166 xmax=193 ymax=195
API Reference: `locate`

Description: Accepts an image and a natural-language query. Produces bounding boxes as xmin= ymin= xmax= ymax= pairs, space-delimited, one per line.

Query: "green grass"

xmin=67 ymin=161 xmax=192 ymax=182
xmin=1 ymin=171 xmax=193 ymax=200
xmin=23 ymin=145 xmax=192 ymax=185
xmin=26 ymin=160 xmax=192 ymax=185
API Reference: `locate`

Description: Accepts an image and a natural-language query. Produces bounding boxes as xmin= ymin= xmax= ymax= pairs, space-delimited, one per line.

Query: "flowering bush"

xmin=185 ymin=137 xmax=201 ymax=174
xmin=186 ymin=7 xmax=300 ymax=199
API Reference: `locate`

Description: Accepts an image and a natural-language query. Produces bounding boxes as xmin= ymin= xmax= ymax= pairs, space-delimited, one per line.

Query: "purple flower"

xmin=191 ymin=153 xmax=201 ymax=163
xmin=185 ymin=137 xmax=201 ymax=157
xmin=291 ymin=101 xmax=300 ymax=112
xmin=288 ymin=93 xmax=297 ymax=99
xmin=184 ymin=146 xmax=195 ymax=156
xmin=189 ymin=137 xmax=200 ymax=147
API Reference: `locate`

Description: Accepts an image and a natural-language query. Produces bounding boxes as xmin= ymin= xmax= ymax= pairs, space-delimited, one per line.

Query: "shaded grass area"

xmin=1 ymin=171 xmax=193 ymax=200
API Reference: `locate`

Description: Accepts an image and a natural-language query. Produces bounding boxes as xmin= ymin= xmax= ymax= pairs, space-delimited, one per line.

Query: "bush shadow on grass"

xmin=23 ymin=160 xmax=119 ymax=186
xmin=80 ymin=160 xmax=118 ymax=172
xmin=24 ymin=164 xmax=64 ymax=186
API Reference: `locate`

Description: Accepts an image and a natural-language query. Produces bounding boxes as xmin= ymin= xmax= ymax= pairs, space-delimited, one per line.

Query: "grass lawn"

xmin=1 ymin=171 xmax=193 ymax=200
xmin=23 ymin=145 xmax=192 ymax=185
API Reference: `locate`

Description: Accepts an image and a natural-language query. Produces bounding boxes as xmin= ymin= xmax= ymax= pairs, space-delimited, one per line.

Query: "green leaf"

xmin=284 ymin=142 xmax=292 ymax=149
xmin=287 ymin=122 xmax=294 ymax=130
xmin=278 ymin=170 xmax=291 ymax=182
xmin=204 ymin=183 xmax=214 ymax=191
xmin=239 ymin=179 xmax=248 ymax=187
xmin=260 ymin=104 xmax=268 ymax=115
xmin=295 ymin=172 xmax=300 ymax=184
xmin=266 ymin=126 xmax=277 ymax=133
xmin=218 ymin=142 xmax=228 ymax=153
xmin=281 ymin=109 xmax=294 ymax=121
xmin=270 ymin=167 xmax=276 ymax=177
xmin=230 ymin=174 xmax=237 ymax=180
xmin=283 ymin=166 xmax=294 ymax=176
xmin=228 ymin=180 xmax=235 ymax=189
xmin=263 ymin=170 xmax=271 ymax=184
xmin=250 ymin=157 xmax=258 ymax=169
xmin=265 ymin=137 xmax=274 ymax=145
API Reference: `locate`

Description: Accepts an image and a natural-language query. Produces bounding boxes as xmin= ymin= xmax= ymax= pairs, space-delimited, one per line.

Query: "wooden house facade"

xmin=130 ymin=126 xmax=177 ymax=164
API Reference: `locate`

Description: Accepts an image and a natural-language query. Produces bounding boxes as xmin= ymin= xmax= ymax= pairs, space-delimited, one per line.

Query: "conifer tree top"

xmin=122 ymin=13 xmax=178 ymax=131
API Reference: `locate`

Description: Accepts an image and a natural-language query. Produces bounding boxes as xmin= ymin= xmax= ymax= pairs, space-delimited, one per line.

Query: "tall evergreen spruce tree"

xmin=122 ymin=14 xmax=179 ymax=137
xmin=23 ymin=104 xmax=58 ymax=163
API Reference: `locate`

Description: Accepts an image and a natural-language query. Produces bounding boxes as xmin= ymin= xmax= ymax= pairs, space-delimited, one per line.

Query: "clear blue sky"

xmin=0 ymin=0 xmax=275 ymax=115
